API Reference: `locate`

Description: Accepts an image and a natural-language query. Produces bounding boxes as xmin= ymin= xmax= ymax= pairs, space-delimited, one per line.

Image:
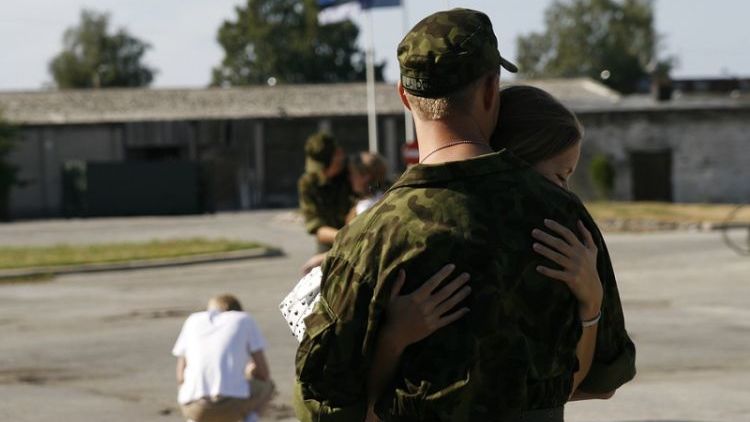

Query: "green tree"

xmin=0 ymin=112 xmax=19 ymax=221
xmin=590 ymin=153 xmax=615 ymax=199
xmin=50 ymin=9 xmax=155 ymax=89
xmin=516 ymin=0 xmax=672 ymax=94
xmin=212 ymin=0 xmax=384 ymax=86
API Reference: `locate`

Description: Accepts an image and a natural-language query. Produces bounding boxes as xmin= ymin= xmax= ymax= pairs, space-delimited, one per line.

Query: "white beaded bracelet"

xmin=581 ymin=312 xmax=602 ymax=328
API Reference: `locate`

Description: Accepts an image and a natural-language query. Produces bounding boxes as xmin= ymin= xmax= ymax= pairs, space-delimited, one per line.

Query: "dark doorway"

xmin=126 ymin=146 xmax=184 ymax=161
xmin=630 ymin=149 xmax=673 ymax=201
xmin=62 ymin=161 xmax=212 ymax=217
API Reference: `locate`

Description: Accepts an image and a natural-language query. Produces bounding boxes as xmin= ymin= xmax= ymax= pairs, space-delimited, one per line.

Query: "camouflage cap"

xmin=304 ymin=132 xmax=337 ymax=173
xmin=398 ymin=8 xmax=518 ymax=98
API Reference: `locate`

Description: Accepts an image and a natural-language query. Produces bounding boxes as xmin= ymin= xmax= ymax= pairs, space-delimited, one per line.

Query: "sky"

xmin=1 ymin=0 xmax=749 ymax=91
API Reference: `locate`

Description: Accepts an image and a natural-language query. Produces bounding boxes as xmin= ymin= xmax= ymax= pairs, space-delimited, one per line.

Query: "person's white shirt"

xmin=354 ymin=191 xmax=384 ymax=216
xmin=172 ymin=310 xmax=266 ymax=405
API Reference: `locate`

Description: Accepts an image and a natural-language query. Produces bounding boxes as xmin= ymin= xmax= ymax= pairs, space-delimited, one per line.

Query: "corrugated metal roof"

xmin=0 ymin=78 xmax=635 ymax=126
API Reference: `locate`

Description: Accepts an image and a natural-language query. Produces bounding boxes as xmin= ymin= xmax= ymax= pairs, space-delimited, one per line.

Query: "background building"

xmin=1 ymin=79 xmax=748 ymax=219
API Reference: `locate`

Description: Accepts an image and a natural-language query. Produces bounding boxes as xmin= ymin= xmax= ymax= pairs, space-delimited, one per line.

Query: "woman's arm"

xmin=532 ymin=219 xmax=604 ymax=395
xmin=301 ymin=252 xmax=328 ymax=275
xmin=315 ymin=226 xmax=339 ymax=245
xmin=571 ymin=309 xmax=600 ymax=393
xmin=366 ymin=326 xmax=407 ymax=422
xmin=365 ymin=265 xmax=471 ymax=422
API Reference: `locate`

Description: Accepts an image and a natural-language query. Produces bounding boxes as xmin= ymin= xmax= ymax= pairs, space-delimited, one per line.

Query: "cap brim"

xmin=500 ymin=56 xmax=518 ymax=73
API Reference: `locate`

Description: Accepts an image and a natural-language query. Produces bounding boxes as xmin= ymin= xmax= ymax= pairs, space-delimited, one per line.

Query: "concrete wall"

xmin=7 ymin=107 xmax=748 ymax=219
xmin=9 ymin=124 xmax=123 ymax=218
xmin=574 ymin=108 xmax=750 ymax=203
xmin=7 ymin=114 xmax=407 ymax=218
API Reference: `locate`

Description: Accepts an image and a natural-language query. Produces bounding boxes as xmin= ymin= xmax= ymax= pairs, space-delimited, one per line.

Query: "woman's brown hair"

xmin=491 ymin=85 xmax=583 ymax=164
xmin=350 ymin=152 xmax=388 ymax=191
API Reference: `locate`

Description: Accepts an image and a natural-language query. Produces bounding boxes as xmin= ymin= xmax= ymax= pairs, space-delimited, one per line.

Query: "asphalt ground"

xmin=1 ymin=211 xmax=748 ymax=422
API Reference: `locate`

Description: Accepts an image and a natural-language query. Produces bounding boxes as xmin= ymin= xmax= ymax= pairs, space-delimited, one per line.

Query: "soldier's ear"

xmin=481 ymin=72 xmax=500 ymax=112
xmin=397 ymin=82 xmax=412 ymax=111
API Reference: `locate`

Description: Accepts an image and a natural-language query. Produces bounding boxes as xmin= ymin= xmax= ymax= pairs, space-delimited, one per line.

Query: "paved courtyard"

xmin=1 ymin=211 xmax=749 ymax=422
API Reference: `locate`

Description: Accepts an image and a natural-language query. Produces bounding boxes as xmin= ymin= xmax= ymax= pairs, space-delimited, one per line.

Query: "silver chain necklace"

xmin=419 ymin=140 xmax=492 ymax=164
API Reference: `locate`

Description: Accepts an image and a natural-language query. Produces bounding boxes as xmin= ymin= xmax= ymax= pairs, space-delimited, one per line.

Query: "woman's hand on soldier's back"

xmin=532 ymin=219 xmax=603 ymax=319
xmin=382 ymin=264 xmax=472 ymax=352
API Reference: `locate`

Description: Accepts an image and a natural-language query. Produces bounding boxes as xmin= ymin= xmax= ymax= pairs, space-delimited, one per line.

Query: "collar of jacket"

xmin=389 ymin=149 xmax=526 ymax=189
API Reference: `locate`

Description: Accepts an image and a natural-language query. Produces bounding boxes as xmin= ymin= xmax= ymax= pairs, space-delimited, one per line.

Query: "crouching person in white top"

xmin=173 ymin=294 xmax=275 ymax=422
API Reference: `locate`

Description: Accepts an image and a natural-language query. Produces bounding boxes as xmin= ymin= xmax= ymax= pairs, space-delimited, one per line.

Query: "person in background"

xmin=300 ymin=151 xmax=390 ymax=274
xmin=297 ymin=132 xmax=353 ymax=253
xmin=173 ymin=294 xmax=274 ymax=422
xmin=346 ymin=151 xmax=389 ymax=222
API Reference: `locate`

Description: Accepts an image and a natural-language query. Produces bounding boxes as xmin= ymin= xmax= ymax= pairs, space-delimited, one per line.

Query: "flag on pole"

xmin=360 ymin=0 xmax=401 ymax=9
xmin=317 ymin=0 xmax=401 ymax=24
xmin=316 ymin=0 xmax=402 ymax=152
xmin=317 ymin=0 xmax=354 ymax=8
xmin=317 ymin=0 xmax=400 ymax=9
xmin=317 ymin=1 xmax=360 ymax=25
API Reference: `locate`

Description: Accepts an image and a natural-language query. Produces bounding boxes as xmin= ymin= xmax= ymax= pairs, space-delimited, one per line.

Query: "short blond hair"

xmin=405 ymin=75 xmax=487 ymax=120
xmin=208 ymin=294 xmax=243 ymax=312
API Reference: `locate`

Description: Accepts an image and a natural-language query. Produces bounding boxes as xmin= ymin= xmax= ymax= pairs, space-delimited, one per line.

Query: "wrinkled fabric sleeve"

xmin=577 ymin=210 xmax=637 ymax=393
xmin=171 ymin=315 xmax=192 ymax=357
xmin=293 ymin=253 xmax=380 ymax=422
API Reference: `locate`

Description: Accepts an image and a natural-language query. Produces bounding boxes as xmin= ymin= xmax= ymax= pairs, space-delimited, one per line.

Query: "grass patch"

xmin=0 ymin=238 xmax=263 ymax=270
xmin=585 ymin=201 xmax=750 ymax=224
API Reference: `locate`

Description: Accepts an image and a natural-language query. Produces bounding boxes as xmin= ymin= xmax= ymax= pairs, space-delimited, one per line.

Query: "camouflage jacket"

xmin=294 ymin=151 xmax=635 ymax=422
xmin=298 ymin=170 xmax=354 ymax=246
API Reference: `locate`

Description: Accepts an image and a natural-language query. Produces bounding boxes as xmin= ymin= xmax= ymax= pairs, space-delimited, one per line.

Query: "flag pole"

xmin=401 ymin=0 xmax=415 ymax=145
xmin=365 ymin=7 xmax=378 ymax=153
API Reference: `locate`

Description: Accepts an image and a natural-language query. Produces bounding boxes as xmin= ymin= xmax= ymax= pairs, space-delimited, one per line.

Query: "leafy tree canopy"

xmin=50 ymin=9 xmax=156 ymax=89
xmin=212 ymin=0 xmax=384 ymax=86
xmin=516 ymin=0 xmax=673 ymax=94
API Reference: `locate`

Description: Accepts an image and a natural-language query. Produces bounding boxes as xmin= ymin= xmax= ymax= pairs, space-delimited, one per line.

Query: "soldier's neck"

xmin=415 ymin=118 xmax=491 ymax=164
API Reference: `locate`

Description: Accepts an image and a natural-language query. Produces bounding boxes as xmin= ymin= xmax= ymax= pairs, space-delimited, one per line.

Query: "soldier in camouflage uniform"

xmin=294 ymin=8 xmax=635 ymax=422
xmin=298 ymin=132 xmax=354 ymax=252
